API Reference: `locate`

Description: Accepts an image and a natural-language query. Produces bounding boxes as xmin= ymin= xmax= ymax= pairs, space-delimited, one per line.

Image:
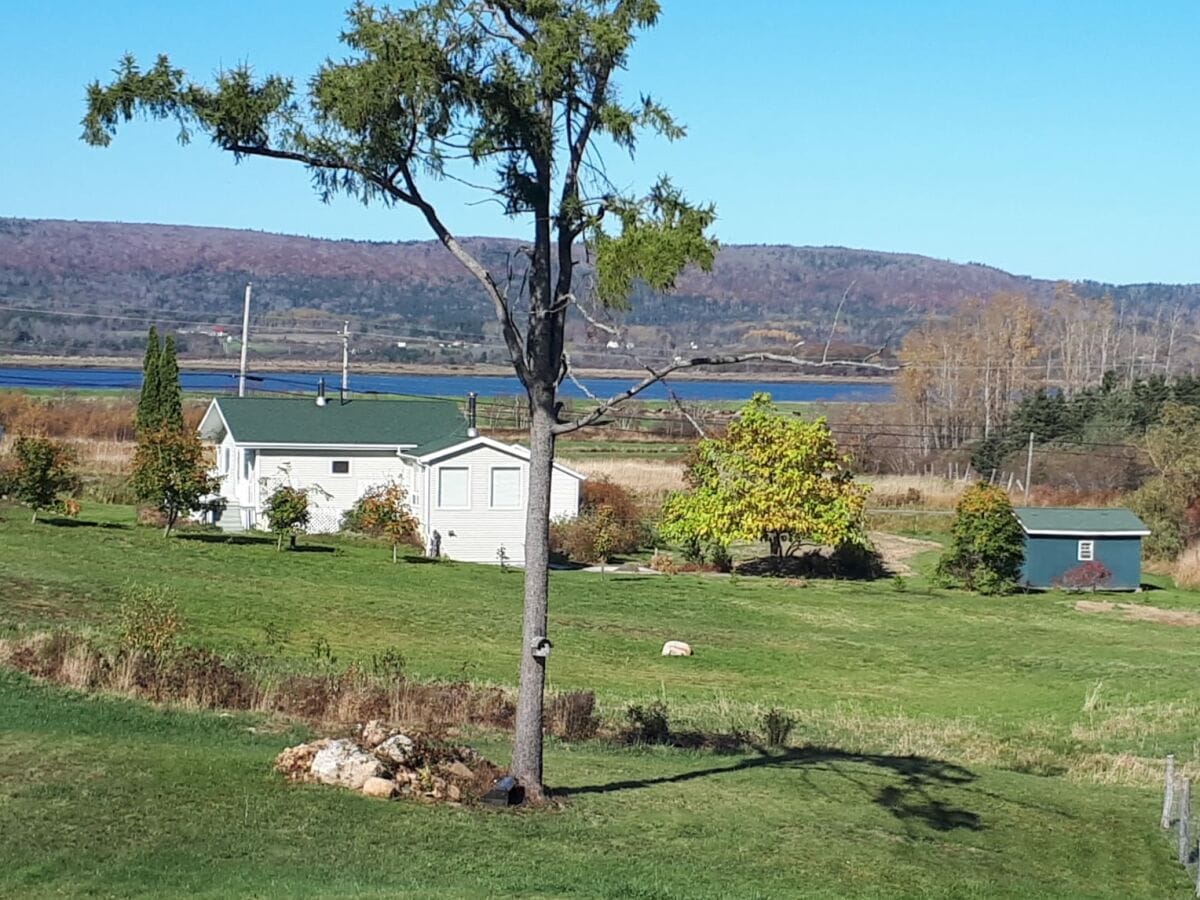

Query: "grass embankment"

xmin=1 ymin=502 xmax=1197 ymax=896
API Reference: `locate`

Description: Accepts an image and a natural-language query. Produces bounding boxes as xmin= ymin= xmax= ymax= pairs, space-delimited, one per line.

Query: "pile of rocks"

xmin=275 ymin=719 xmax=503 ymax=804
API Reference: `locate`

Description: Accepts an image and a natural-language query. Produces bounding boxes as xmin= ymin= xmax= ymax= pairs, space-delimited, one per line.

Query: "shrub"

xmin=370 ymin=646 xmax=407 ymax=684
xmin=624 ymin=700 xmax=671 ymax=744
xmin=549 ymin=477 xmax=652 ymax=563
xmin=547 ymin=691 xmax=600 ymax=741
xmin=935 ymin=484 xmax=1025 ymax=593
xmin=760 ymin=707 xmax=796 ymax=748
xmin=342 ymin=481 xmax=421 ymax=561
xmin=649 ymin=551 xmax=678 ymax=574
xmin=1173 ymin=545 xmax=1200 ymax=590
xmin=1056 ymin=561 xmax=1113 ymax=592
xmin=117 ymin=585 xmax=183 ymax=656
xmin=6 ymin=435 xmax=82 ymax=523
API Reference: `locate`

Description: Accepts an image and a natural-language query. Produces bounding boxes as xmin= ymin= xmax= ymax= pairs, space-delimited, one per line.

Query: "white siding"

xmin=426 ymin=444 xmax=582 ymax=563
xmin=254 ymin=449 xmax=414 ymax=533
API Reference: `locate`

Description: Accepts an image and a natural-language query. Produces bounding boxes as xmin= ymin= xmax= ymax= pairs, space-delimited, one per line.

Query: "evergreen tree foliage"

xmin=935 ymin=484 xmax=1025 ymax=594
xmin=157 ymin=334 xmax=184 ymax=430
xmin=136 ymin=326 xmax=162 ymax=434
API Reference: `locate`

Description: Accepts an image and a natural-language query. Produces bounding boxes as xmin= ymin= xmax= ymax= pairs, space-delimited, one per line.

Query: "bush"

xmin=760 ymin=707 xmax=796 ymax=748
xmin=547 ymin=691 xmax=600 ymax=741
xmin=118 ymin=585 xmax=183 ymax=656
xmin=1056 ymin=561 xmax=1113 ymax=592
xmin=624 ymin=701 xmax=671 ymax=744
xmin=936 ymin=484 xmax=1025 ymax=593
xmin=549 ymin=478 xmax=652 ymax=563
xmin=263 ymin=484 xmax=311 ymax=550
xmin=649 ymin=551 xmax=678 ymax=574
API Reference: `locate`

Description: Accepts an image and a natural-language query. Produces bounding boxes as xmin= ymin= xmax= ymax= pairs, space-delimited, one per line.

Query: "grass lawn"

xmin=1 ymin=502 xmax=1197 ymax=896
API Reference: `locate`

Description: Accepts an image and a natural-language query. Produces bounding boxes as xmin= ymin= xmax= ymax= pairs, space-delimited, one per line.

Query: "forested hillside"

xmin=2 ymin=217 xmax=1198 ymax=369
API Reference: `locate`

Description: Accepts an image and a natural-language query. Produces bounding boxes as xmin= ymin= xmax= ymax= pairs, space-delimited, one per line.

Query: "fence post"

xmin=1179 ymin=779 xmax=1192 ymax=866
xmin=1164 ymin=755 xmax=1177 ymax=829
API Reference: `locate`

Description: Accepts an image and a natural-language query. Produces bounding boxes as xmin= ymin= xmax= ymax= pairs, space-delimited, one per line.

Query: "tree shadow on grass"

xmin=557 ymin=746 xmax=989 ymax=834
xmin=41 ymin=518 xmax=129 ymax=530
xmin=173 ymin=533 xmax=335 ymax=552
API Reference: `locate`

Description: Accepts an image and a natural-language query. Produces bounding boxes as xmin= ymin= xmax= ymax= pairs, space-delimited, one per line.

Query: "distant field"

xmin=2 ymin=503 xmax=1198 ymax=896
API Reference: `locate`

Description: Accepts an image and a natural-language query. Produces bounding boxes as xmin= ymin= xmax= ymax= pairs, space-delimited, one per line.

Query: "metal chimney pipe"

xmin=467 ymin=392 xmax=478 ymax=437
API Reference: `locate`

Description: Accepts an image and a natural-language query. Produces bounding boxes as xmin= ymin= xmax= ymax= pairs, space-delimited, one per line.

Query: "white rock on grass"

xmin=661 ymin=640 xmax=693 ymax=657
xmin=373 ymin=733 xmax=416 ymax=767
xmin=361 ymin=776 xmax=397 ymax=799
xmin=310 ymin=739 xmax=384 ymax=790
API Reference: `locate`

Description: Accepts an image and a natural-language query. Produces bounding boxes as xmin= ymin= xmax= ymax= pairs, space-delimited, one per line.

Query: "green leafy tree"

xmin=263 ymin=484 xmax=312 ymax=551
xmin=83 ymin=2 xmax=719 ymax=799
xmin=351 ymin=481 xmax=421 ymax=562
xmin=157 ymin=334 xmax=184 ymax=431
xmin=131 ymin=425 xmax=221 ymax=537
xmin=136 ymin=326 xmax=162 ymax=434
xmin=661 ymin=394 xmax=869 ymax=558
xmin=8 ymin=436 xmax=81 ymax=523
xmin=1130 ymin=402 xmax=1200 ymax=558
xmin=935 ymin=484 xmax=1025 ymax=594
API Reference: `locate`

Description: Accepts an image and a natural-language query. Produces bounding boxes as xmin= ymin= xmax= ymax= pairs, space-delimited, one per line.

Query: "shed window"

xmin=490 ymin=467 xmax=521 ymax=509
xmin=1078 ymin=540 xmax=1095 ymax=561
xmin=438 ymin=467 xmax=470 ymax=509
xmin=331 ymin=460 xmax=350 ymax=475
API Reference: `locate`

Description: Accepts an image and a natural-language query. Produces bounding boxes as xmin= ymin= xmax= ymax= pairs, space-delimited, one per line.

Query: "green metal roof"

xmin=210 ymin=397 xmax=469 ymax=453
xmin=1013 ymin=507 xmax=1150 ymax=536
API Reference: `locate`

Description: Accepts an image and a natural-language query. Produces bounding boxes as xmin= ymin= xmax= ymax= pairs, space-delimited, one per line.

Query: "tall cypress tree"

xmin=136 ymin=326 xmax=162 ymax=433
xmin=157 ymin=334 xmax=183 ymax=430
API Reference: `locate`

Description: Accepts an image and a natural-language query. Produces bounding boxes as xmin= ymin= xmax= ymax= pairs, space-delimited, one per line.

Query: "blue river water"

xmin=0 ymin=365 xmax=892 ymax=404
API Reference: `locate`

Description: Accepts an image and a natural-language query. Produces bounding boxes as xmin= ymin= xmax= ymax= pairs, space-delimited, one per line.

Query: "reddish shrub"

xmin=1056 ymin=561 xmax=1113 ymax=591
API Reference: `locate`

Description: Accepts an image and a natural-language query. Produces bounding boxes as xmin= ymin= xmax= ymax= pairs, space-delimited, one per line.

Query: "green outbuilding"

xmin=1014 ymin=507 xmax=1150 ymax=591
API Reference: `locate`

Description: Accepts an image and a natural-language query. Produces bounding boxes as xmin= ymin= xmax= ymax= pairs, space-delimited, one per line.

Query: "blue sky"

xmin=1 ymin=1 xmax=1197 ymax=284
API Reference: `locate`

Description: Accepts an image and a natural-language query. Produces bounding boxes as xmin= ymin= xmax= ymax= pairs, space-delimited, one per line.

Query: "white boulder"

xmin=661 ymin=640 xmax=693 ymax=657
xmin=374 ymin=733 xmax=416 ymax=767
xmin=310 ymin=739 xmax=384 ymax=790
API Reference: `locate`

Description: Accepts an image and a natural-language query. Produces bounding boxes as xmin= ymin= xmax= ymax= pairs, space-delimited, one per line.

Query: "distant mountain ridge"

xmin=2 ymin=217 xmax=1197 ymax=363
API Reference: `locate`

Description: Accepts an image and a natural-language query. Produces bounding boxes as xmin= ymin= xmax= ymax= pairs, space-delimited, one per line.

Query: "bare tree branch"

xmin=822 ymin=280 xmax=855 ymax=365
xmin=554 ymin=352 xmax=898 ymax=435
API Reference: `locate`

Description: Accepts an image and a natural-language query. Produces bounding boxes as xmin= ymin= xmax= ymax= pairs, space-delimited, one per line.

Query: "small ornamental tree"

xmin=264 ymin=484 xmax=311 ymax=551
xmin=131 ymin=425 xmax=221 ymax=536
xmin=935 ymin=483 xmax=1025 ymax=594
xmin=352 ymin=481 xmax=421 ymax=562
xmin=9 ymin=436 xmax=81 ymax=523
xmin=660 ymin=393 xmax=869 ymax=558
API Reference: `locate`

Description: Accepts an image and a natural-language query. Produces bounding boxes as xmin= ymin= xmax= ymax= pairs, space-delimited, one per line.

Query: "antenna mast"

xmin=237 ymin=282 xmax=252 ymax=397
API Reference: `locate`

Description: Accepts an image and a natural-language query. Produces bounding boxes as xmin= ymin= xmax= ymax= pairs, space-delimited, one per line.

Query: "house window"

xmin=438 ymin=467 xmax=470 ymax=509
xmin=331 ymin=460 xmax=350 ymax=475
xmin=490 ymin=467 xmax=521 ymax=509
xmin=1078 ymin=540 xmax=1095 ymax=561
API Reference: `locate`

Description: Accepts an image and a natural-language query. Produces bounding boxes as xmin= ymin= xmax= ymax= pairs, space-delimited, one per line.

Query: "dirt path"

xmin=870 ymin=532 xmax=942 ymax=576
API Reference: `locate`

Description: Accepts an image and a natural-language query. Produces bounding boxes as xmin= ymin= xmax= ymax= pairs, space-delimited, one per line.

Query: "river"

xmin=0 ymin=365 xmax=893 ymax=404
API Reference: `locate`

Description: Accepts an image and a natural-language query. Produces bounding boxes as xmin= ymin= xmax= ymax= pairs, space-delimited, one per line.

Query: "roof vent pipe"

xmin=467 ymin=392 xmax=478 ymax=438
xmin=316 ymin=377 xmax=327 ymax=407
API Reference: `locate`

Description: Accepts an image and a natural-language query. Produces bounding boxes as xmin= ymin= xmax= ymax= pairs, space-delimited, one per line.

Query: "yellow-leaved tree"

xmin=661 ymin=394 xmax=869 ymax=558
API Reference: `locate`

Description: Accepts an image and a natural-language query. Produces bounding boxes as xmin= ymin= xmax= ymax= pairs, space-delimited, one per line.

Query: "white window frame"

xmin=437 ymin=466 xmax=471 ymax=510
xmin=330 ymin=459 xmax=351 ymax=477
xmin=1077 ymin=540 xmax=1095 ymax=562
xmin=489 ymin=466 xmax=522 ymax=510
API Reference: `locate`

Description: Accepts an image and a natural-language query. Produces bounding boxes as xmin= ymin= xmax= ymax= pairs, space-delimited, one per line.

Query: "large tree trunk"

xmin=510 ymin=390 xmax=557 ymax=800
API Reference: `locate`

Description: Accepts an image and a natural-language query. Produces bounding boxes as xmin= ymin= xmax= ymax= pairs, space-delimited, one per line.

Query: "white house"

xmin=197 ymin=395 xmax=583 ymax=563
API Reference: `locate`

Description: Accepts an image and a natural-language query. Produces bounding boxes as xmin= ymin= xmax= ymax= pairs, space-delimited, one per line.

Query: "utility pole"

xmin=340 ymin=321 xmax=350 ymax=404
xmin=237 ymin=282 xmax=252 ymax=397
xmin=1023 ymin=432 xmax=1035 ymax=503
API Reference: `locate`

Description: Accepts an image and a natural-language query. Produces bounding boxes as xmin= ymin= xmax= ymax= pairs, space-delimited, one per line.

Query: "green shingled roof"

xmin=1013 ymin=507 xmax=1150 ymax=535
xmin=209 ymin=397 xmax=469 ymax=454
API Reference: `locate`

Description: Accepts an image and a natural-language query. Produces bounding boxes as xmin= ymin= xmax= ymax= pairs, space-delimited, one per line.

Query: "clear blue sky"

xmin=2 ymin=1 xmax=1197 ymax=284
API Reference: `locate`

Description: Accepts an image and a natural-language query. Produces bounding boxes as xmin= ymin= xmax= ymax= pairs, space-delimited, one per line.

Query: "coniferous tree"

xmin=136 ymin=327 xmax=162 ymax=434
xmin=157 ymin=334 xmax=183 ymax=430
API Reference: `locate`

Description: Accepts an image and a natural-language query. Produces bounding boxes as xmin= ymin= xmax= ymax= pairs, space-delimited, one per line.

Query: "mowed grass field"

xmin=2 ymin=502 xmax=1199 ymax=897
